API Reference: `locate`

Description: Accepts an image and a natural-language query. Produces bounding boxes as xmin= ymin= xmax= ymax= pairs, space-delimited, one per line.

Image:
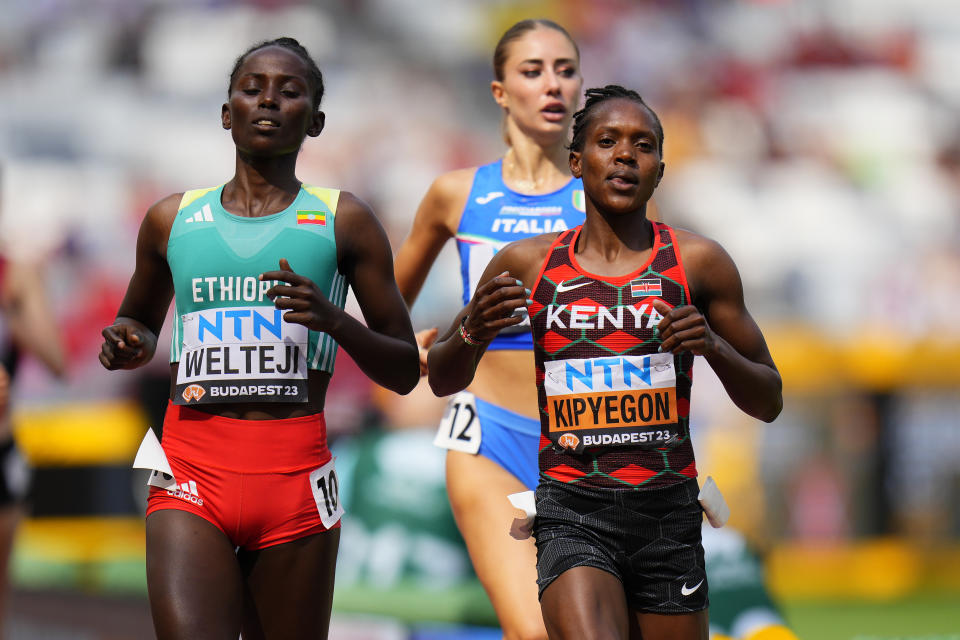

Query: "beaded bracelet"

xmin=458 ymin=317 xmax=484 ymax=347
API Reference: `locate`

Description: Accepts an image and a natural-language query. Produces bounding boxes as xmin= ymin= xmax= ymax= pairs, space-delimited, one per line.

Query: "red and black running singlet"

xmin=530 ymin=222 xmax=697 ymax=490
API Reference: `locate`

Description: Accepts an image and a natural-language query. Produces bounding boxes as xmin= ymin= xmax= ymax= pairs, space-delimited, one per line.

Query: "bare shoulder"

xmin=418 ymin=167 xmax=477 ymax=229
xmin=673 ymin=226 xmax=741 ymax=301
xmin=142 ymin=192 xmax=184 ymax=249
xmin=673 ymin=227 xmax=733 ymax=272
xmin=333 ymin=191 xmax=392 ymax=261
xmin=430 ymin=167 xmax=477 ymax=204
xmin=334 ymin=190 xmax=378 ymax=228
xmin=494 ymin=232 xmax=561 ymax=285
xmin=146 ymin=192 xmax=183 ymax=224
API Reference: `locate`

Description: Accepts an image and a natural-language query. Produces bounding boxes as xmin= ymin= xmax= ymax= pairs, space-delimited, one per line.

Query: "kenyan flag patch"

xmin=630 ymin=278 xmax=662 ymax=297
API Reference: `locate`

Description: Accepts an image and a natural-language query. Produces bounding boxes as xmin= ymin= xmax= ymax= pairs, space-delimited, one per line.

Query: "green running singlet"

xmin=167 ymin=184 xmax=347 ymax=405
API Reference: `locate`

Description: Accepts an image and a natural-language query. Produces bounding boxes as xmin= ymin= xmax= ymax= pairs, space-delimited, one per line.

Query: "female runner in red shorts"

xmin=100 ymin=37 xmax=418 ymax=640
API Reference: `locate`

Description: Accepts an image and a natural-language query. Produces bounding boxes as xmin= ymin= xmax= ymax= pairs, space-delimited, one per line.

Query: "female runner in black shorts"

xmin=427 ymin=85 xmax=782 ymax=640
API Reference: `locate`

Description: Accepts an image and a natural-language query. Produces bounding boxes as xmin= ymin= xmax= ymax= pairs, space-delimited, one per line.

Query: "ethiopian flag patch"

xmin=297 ymin=210 xmax=326 ymax=225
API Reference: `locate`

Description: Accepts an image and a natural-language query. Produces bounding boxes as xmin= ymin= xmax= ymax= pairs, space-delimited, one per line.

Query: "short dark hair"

xmin=492 ymin=19 xmax=580 ymax=81
xmin=228 ymin=37 xmax=324 ymax=111
xmin=569 ymin=85 xmax=663 ymax=154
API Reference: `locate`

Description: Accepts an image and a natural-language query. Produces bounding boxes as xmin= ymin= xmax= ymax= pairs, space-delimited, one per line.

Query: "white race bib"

xmin=507 ymin=490 xmax=537 ymax=540
xmin=433 ymin=391 xmax=481 ymax=454
xmin=309 ymin=458 xmax=344 ymax=529
xmin=132 ymin=428 xmax=177 ymax=490
xmin=543 ymin=353 xmax=680 ymax=452
xmin=175 ymin=306 xmax=309 ymax=404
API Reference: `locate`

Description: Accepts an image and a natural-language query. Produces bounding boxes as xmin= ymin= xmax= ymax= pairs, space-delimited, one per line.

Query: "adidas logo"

xmin=166 ymin=480 xmax=204 ymax=506
xmin=184 ymin=204 xmax=214 ymax=224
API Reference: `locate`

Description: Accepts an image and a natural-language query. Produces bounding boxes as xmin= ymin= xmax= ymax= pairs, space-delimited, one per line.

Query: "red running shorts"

xmin=146 ymin=401 xmax=340 ymax=550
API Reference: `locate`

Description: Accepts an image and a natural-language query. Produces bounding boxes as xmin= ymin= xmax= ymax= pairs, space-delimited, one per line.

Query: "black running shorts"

xmin=534 ymin=477 xmax=708 ymax=614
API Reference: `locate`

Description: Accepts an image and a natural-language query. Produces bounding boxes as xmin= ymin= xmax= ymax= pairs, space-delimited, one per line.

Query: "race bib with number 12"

xmin=433 ymin=391 xmax=481 ymax=454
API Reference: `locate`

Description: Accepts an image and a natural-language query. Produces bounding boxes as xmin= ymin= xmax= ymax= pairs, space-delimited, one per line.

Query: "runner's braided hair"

xmin=569 ymin=85 xmax=663 ymax=154
xmin=228 ymin=37 xmax=325 ymax=111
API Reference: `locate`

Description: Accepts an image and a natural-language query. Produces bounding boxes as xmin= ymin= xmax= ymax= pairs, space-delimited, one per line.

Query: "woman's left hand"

xmin=652 ymin=298 xmax=716 ymax=356
xmin=262 ymin=258 xmax=340 ymax=332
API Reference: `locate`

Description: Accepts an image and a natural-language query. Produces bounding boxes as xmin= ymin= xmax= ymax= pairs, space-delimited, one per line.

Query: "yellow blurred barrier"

xmin=12 ymin=400 xmax=147 ymax=466
xmin=12 ymin=518 xmax=960 ymax=602
xmin=16 ymin=517 xmax=145 ymax=564
xmin=767 ymin=538 xmax=960 ymax=599
xmin=745 ymin=626 xmax=800 ymax=640
xmin=765 ymin=326 xmax=960 ymax=392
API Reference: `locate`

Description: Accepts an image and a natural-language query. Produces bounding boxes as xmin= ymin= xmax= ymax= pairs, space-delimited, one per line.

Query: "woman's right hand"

xmin=462 ymin=271 xmax=530 ymax=344
xmin=99 ymin=320 xmax=156 ymax=370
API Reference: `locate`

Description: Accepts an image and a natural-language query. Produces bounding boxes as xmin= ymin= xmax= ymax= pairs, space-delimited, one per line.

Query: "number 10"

xmin=316 ymin=470 xmax=339 ymax=517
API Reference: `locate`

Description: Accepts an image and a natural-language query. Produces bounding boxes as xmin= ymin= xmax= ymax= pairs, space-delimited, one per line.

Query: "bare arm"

xmin=393 ymin=168 xmax=472 ymax=373
xmin=99 ymin=195 xmax=177 ymax=371
xmin=657 ymin=231 xmax=782 ymax=422
xmin=393 ymin=169 xmax=472 ymax=305
xmin=264 ymin=192 xmax=419 ymax=395
xmin=1 ymin=259 xmax=67 ymax=377
xmin=0 ymin=365 xmax=8 ymax=417
xmin=427 ymin=236 xmax=550 ymax=397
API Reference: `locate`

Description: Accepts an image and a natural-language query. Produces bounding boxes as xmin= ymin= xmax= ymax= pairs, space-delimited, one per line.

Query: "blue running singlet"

xmin=455 ymin=160 xmax=585 ymax=351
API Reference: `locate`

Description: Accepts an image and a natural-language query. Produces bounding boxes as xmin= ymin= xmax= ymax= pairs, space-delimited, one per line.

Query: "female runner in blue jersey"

xmin=428 ymin=86 xmax=782 ymax=640
xmin=99 ymin=38 xmax=419 ymax=640
xmin=393 ymin=19 xmax=584 ymax=640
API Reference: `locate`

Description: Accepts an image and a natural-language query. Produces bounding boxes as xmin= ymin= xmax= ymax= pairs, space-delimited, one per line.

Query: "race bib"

xmin=309 ymin=457 xmax=344 ymax=529
xmin=543 ymin=353 xmax=680 ymax=453
xmin=132 ymin=428 xmax=177 ymax=490
xmin=175 ymin=306 xmax=308 ymax=404
xmin=433 ymin=391 xmax=481 ymax=454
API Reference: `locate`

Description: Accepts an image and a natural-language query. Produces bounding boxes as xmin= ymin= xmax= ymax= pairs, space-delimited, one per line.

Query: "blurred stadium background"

xmin=1 ymin=0 xmax=959 ymax=638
